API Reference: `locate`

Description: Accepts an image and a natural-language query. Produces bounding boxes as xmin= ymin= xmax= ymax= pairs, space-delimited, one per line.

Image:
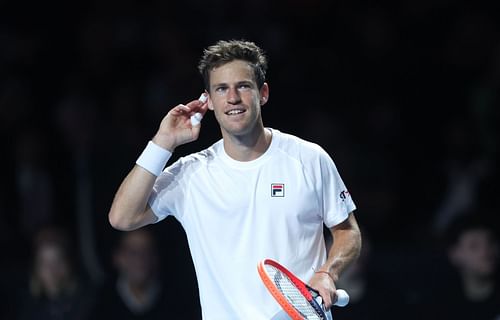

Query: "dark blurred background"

xmin=1 ymin=0 xmax=499 ymax=319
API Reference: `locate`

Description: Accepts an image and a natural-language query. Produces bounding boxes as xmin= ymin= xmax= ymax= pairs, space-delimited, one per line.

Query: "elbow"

xmin=108 ymin=205 xmax=153 ymax=231
xmin=108 ymin=208 xmax=133 ymax=231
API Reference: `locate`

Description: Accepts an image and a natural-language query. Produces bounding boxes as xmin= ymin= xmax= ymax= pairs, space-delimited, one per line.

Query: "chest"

xmin=184 ymin=162 xmax=322 ymax=226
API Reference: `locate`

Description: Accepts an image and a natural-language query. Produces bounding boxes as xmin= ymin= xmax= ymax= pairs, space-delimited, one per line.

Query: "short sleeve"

xmin=147 ymin=160 xmax=185 ymax=222
xmin=317 ymin=148 xmax=356 ymax=228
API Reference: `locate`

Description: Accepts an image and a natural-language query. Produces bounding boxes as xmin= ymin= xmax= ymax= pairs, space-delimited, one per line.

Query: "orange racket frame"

xmin=258 ymin=258 xmax=325 ymax=320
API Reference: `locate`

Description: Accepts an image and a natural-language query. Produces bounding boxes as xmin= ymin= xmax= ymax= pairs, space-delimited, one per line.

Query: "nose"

xmin=226 ymin=87 xmax=241 ymax=104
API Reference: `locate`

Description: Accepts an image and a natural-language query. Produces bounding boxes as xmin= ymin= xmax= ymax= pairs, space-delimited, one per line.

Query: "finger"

xmin=187 ymin=94 xmax=208 ymax=112
xmin=331 ymin=290 xmax=339 ymax=309
xmin=190 ymin=116 xmax=203 ymax=137
xmin=190 ymin=112 xmax=203 ymax=127
xmin=185 ymin=93 xmax=207 ymax=110
xmin=323 ymin=293 xmax=333 ymax=311
xmin=310 ymin=287 xmax=331 ymax=311
xmin=198 ymin=92 xmax=208 ymax=104
xmin=199 ymin=97 xmax=209 ymax=116
xmin=327 ymin=289 xmax=342 ymax=310
xmin=170 ymin=104 xmax=191 ymax=115
xmin=190 ymin=93 xmax=209 ymax=126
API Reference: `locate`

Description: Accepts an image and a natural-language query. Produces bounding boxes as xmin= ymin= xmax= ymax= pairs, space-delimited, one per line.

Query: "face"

xmin=114 ymin=231 xmax=158 ymax=285
xmin=449 ymin=228 xmax=499 ymax=278
xmin=35 ymin=244 xmax=71 ymax=296
xmin=207 ymin=60 xmax=269 ymax=138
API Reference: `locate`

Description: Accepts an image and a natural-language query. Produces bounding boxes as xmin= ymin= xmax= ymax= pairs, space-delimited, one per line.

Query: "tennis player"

xmin=109 ymin=39 xmax=362 ymax=319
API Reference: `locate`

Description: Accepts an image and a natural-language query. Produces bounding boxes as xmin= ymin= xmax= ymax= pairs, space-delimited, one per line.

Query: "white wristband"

xmin=136 ymin=141 xmax=172 ymax=176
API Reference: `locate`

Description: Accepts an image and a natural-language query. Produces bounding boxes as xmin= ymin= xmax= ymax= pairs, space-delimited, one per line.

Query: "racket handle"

xmin=334 ymin=289 xmax=349 ymax=307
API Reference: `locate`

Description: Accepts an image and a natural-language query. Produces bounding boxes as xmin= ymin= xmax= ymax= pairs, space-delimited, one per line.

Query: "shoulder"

xmin=272 ymin=129 xmax=330 ymax=162
xmin=168 ymin=140 xmax=222 ymax=172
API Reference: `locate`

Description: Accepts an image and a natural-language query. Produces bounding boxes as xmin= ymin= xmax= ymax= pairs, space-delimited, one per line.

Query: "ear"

xmin=203 ymin=89 xmax=214 ymax=111
xmin=260 ymin=83 xmax=269 ymax=106
xmin=208 ymin=98 xmax=214 ymax=111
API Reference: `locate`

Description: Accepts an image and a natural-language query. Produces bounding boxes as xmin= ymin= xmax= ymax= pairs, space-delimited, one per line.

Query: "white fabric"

xmin=148 ymin=129 xmax=356 ymax=319
xmin=270 ymin=309 xmax=332 ymax=320
xmin=269 ymin=286 xmax=333 ymax=319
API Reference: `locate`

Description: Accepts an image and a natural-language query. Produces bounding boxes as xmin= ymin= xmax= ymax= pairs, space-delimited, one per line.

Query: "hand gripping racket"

xmin=258 ymin=259 xmax=349 ymax=320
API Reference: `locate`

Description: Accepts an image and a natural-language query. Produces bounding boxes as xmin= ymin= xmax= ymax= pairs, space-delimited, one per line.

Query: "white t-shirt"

xmin=148 ymin=129 xmax=356 ymax=319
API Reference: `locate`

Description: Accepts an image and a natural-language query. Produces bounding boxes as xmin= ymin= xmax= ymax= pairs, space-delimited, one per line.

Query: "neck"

xmin=126 ymin=279 xmax=153 ymax=303
xmin=129 ymin=283 xmax=147 ymax=302
xmin=222 ymin=125 xmax=272 ymax=161
xmin=462 ymin=273 xmax=495 ymax=301
xmin=117 ymin=276 xmax=159 ymax=313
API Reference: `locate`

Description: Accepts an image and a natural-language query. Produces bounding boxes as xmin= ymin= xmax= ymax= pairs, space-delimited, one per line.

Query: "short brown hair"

xmin=198 ymin=39 xmax=268 ymax=90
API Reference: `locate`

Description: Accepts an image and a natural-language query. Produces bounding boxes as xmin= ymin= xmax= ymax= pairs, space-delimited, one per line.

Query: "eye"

xmin=238 ymin=83 xmax=252 ymax=90
xmin=215 ymin=86 xmax=227 ymax=94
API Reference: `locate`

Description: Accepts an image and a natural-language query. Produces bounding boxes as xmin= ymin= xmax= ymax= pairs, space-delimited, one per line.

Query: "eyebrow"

xmin=211 ymin=80 xmax=255 ymax=88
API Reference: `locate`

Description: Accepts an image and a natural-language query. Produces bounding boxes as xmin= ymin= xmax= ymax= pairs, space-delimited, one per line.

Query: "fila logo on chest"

xmin=271 ymin=183 xmax=285 ymax=197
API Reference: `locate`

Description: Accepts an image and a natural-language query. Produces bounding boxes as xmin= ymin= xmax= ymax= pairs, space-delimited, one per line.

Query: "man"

xmin=109 ymin=39 xmax=362 ymax=319
xmin=439 ymin=213 xmax=499 ymax=319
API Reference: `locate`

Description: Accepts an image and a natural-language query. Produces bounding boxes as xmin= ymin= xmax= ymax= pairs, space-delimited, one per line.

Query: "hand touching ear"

xmin=152 ymin=93 xmax=209 ymax=151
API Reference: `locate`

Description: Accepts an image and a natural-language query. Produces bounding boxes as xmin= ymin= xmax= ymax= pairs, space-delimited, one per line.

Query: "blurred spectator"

xmin=332 ymin=232 xmax=404 ymax=320
xmin=90 ymin=229 xmax=184 ymax=319
xmin=14 ymin=225 xmax=94 ymax=320
xmin=0 ymin=2 xmax=498 ymax=319
xmin=52 ymin=93 xmax=107 ymax=284
xmin=432 ymin=115 xmax=494 ymax=236
xmin=435 ymin=213 xmax=500 ymax=319
xmin=14 ymin=129 xmax=55 ymax=241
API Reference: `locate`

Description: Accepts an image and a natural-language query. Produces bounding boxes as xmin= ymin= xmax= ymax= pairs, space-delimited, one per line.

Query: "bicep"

xmin=331 ymin=212 xmax=359 ymax=233
xmin=329 ymin=212 xmax=361 ymax=247
xmin=121 ymin=205 xmax=158 ymax=231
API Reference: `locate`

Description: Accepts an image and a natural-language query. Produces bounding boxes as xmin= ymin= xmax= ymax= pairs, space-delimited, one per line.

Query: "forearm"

xmin=108 ymin=165 xmax=158 ymax=231
xmin=108 ymin=95 xmax=207 ymax=231
xmin=320 ymin=213 xmax=362 ymax=281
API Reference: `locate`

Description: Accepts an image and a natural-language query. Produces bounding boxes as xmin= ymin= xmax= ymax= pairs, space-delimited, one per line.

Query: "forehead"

xmin=209 ymin=60 xmax=255 ymax=85
xmin=122 ymin=231 xmax=153 ymax=248
xmin=459 ymin=228 xmax=494 ymax=245
xmin=36 ymin=244 xmax=66 ymax=263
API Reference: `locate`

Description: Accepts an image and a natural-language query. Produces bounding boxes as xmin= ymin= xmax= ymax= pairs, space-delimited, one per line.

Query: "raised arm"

xmin=309 ymin=212 xmax=362 ymax=309
xmin=108 ymin=95 xmax=209 ymax=231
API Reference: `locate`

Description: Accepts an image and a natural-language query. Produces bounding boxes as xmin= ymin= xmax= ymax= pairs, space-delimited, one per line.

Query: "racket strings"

xmin=265 ymin=265 xmax=323 ymax=320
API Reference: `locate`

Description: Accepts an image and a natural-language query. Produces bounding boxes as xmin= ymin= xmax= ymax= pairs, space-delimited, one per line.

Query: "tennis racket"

xmin=258 ymin=258 xmax=349 ymax=320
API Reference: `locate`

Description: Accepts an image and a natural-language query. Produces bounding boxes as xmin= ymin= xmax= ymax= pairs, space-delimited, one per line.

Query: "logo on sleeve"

xmin=339 ymin=190 xmax=350 ymax=201
xmin=271 ymin=183 xmax=285 ymax=197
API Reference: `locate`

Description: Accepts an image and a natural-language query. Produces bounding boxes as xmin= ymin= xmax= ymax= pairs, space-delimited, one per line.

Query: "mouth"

xmin=224 ymin=108 xmax=246 ymax=116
